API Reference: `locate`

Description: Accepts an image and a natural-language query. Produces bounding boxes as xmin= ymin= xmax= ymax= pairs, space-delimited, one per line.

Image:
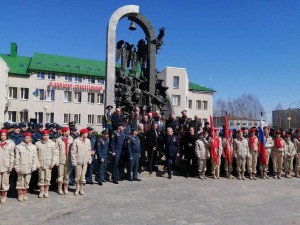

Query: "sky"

xmin=1 ymin=0 xmax=300 ymax=122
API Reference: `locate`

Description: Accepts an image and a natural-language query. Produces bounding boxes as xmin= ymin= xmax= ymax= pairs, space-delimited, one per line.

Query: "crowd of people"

xmin=0 ymin=105 xmax=299 ymax=205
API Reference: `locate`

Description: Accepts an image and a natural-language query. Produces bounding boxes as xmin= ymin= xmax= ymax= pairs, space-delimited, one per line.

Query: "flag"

xmin=224 ymin=114 xmax=231 ymax=164
xmin=32 ymin=89 xmax=39 ymax=97
xmin=258 ymin=113 xmax=267 ymax=165
xmin=210 ymin=115 xmax=218 ymax=164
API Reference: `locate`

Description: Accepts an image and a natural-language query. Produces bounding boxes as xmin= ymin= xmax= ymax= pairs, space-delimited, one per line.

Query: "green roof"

xmin=29 ymin=53 xmax=106 ymax=77
xmin=0 ymin=54 xmax=31 ymax=76
xmin=188 ymin=82 xmax=216 ymax=93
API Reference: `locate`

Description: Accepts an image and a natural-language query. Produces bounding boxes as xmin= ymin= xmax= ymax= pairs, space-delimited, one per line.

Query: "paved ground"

xmin=1 ymin=175 xmax=300 ymax=225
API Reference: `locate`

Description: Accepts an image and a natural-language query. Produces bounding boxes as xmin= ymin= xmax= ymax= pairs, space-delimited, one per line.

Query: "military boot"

xmin=237 ymin=172 xmax=241 ymax=180
xmin=64 ymin=183 xmax=69 ymax=195
xmin=44 ymin=185 xmax=49 ymax=198
xmin=58 ymin=182 xmax=63 ymax=195
xmin=23 ymin=189 xmax=28 ymax=201
xmin=277 ymin=172 xmax=281 ymax=179
xmin=74 ymin=182 xmax=80 ymax=196
xmin=1 ymin=191 xmax=7 ymax=204
xmin=17 ymin=189 xmax=24 ymax=202
xmin=241 ymin=172 xmax=246 ymax=180
xmin=38 ymin=186 xmax=44 ymax=198
xmin=79 ymin=183 xmax=85 ymax=195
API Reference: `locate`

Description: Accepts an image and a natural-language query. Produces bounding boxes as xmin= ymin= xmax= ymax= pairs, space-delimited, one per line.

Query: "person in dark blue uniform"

xmin=85 ymin=127 xmax=97 ymax=184
xmin=110 ymin=123 xmax=125 ymax=184
xmin=127 ymin=127 xmax=142 ymax=181
xmin=164 ymin=127 xmax=180 ymax=179
xmin=32 ymin=123 xmax=44 ymax=144
xmin=9 ymin=123 xmax=24 ymax=145
xmin=103 ymin=105 xmax=113 ymax=134
xmin=111 ymin=107 xmax=125 ymax=131
xmin=68 ymin=126 xmax=78 ymax=185
xmin=19 ymin=122 xmax=28 ymax=134
xmin=96 ymin=130 xmax=110 ymax=185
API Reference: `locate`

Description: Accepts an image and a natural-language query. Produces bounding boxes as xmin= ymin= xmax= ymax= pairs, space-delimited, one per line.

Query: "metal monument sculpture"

xmin=105 ymin=5 xmax=173 ymax=115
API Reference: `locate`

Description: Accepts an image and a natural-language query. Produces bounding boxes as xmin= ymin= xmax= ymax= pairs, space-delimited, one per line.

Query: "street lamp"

xmin=43 ymin=105 xmax=49 ymax=123
xmin=287 ymin=102 xmax=296 ymax=129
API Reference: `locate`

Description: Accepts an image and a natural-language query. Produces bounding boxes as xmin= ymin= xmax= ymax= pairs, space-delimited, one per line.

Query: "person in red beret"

xmin=14 ymin=132 xmax=38 ymax=202
xmin=247 ymin=128 xmax=259 ymax=180
xmin=283 ymin=134 xmax=296 ymax=178
xmin=0 ymin=129 xmax=15 ymax=204
xmin=222 ymin=130 xmax=235 ymax=179
xmin=35 ymin=129 xmax=58 ymax=198
xmin=70 ymin=128 xmax=91 ymax=196
xmin=233 ymin=130 xmax=249 ymax=180
xmin=55 ymin=127 xmax=73 ymax=195
xmin=272 ymin=130 xmax=285 ymax=179
xmin=208 ymin=128 xmax=223 ymax=179
xmin=293 ymin=128 xmax=300 ymax=177
xmin=260 ymin=126 xmax=274 ymax=179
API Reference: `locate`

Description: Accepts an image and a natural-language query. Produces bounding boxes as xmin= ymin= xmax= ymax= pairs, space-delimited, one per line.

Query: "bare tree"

xmin=214 ymin=93 xmax=265 ymax=120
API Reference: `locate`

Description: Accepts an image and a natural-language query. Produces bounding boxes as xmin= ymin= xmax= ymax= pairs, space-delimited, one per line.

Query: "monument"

xmin=105 ymin=5 xmax=173 ymax=115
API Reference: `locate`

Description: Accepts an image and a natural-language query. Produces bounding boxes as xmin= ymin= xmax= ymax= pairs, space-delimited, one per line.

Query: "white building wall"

xmin=0 ymin=58 xmax=9 ymax=127
xmin=6 ymin=73 xmax=105 ymax=131
xmin=158 ymin=66 xmax=213 ymax=123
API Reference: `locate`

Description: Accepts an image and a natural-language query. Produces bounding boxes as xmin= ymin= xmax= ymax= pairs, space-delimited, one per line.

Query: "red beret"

xmin=296 ymin=128 xmax=300 ymax=133
xmin=229 ymin=130 xmax=233 ymax=133
xmin=263 ymin=126 xmax=270 ymax=130
xmin=214 ymin=128 xmax=219 ymax=132
xmin=275 ymin=130 xmax=281 ymax=134
xmin=80 ymin=128 xmax=89 ymax=135
xmin=41 ymin=130 xmax=50 ymax=135
xmin=284 ymin=134 xmax=291 ymax=138
xmin=249 ymin=128 xmax=256 ymax=133
xmin=0 ymin=129 xmax=10 ymax=135
xmin=23 ymin=132 xmax=32 ymax=137
xmin=61 ymin=127 xmax=70 ymax=133
xmin=237 ymin=129 xmax=244 ymax=133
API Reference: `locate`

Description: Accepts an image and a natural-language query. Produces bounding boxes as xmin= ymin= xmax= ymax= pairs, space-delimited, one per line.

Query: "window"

xmin=203 ymin=101 xmax=208 ymax=110
xmin=20 ymin=88 xmax=29 ymax=100
xmin=63 ymin=113 xmax=71 ymax=124
xmin=37 ymin=72 xmax=45 ymax=79
xmin=46 ymin=113 xmax=55 ymax=123
xmin=46 ymin=90 xmax=55 ymax=101
xmin=74 ymin=114 xmax=81 ymax=124
xmin=96 ymin=115 xmax=103 ymax=125
xmin=34 ymin=89 xmax=45 ymax=101
xmin=65 ymin=75 xmax=72 ymax=82
xmin=88 ymin=93 xmax=95 ymax=104
xmin=74 ymin=76 xmax=82 ymax=83
xmin=172 ymin=95 xmax=180 ymax=106
xmin=196 ymin=100 xmax=201 ymax=110
xmin=20 ymin=111 xmax=28 ymax=122
xmin=35 ymin=112 xmax=43 ymax=123
xmin=74 ymin=92 xmax=82 ymax=103
xmin=87 ymin=114 xmax=94 ymax=124
xmin=88 ymin=77 xmax=95 ymax=84
xmin=8 ymin=87 xmax=17 ymax=99
xmin=97 ymin=93 xmax=104 ymax=104
xmin=8 ymin=111 xmax=17 ymax=122
xmin=64 ymin=91 xmax=72 ymax=102
xmin=47 ymin=73 xmax=55 ymax=80
xmin=188 ymin=100 xmax=192 ymax=109
xmin=173 ymin=76 xmax=179 ymax=89
xmin=97 ymin=78 xmax=105 ymax=85
xmin=203 ymin=118 xmax=208 ymax=124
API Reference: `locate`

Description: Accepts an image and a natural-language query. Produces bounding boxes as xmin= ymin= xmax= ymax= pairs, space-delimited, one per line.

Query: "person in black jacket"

xmin=146 ymin=122 xmax=159 ymax=174
xmin=164 ymin=127 xmax=180 ymax=179
xmin=182 ymin=127 xmax=198 ymax=177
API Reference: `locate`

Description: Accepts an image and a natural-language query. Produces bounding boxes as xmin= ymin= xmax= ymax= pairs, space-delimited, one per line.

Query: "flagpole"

xmin=226 ymin=111 xmax=229 ymax=177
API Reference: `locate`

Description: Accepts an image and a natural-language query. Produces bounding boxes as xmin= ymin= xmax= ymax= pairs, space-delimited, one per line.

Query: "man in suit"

xmin=164 ymin=127 xmax=180 ymax=179
xmin=146 ymin=122 xmax=159 ymax=174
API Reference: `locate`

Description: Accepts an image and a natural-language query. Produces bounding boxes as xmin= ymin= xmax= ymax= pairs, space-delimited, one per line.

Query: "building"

xmin=272 ymin=109 xmax=300 ymax=129
xmin=213 ymin=116 xmax=262 ymax=129
xmin=0 ymin=43 xmax=215 ymax=131
xmin=158 ymin=67 xmax=215 ymax=124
